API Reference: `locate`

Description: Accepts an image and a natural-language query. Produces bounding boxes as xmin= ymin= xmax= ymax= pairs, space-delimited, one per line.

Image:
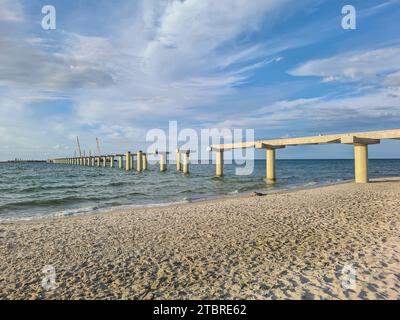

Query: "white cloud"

xmin=289 ymin=47 xmax=400 ymax=85
xmin=0 ymin=0 xmax=23 ymax=22
xmin=213 ymin=87 xmax=400 ymax=130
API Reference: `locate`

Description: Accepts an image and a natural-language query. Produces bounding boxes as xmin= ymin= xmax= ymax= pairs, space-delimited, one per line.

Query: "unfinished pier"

xmin=208 ymin=129 xmax=400 ymax=184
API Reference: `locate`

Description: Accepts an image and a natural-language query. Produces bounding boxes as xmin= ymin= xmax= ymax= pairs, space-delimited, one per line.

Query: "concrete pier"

xmin=266 ymin=149 xmax=276 ymax=184
xmin=142 ymin=153 xmax=148 ymax=171
xmin=137 ymin=151 xmax=142 ymax=172
xmin=216 ymin=150 xmax=223 ymax=177
xmin=50 ymin=129 xmax=400 ymax=185
xmin=354 ymin=144 xmax=368 ymax=183
xmin=117 ymin=155 xmax=123 ymax=169
xmin=208 ymin=129 xmax=400 ymax=184
xmin=109 ymin=156 xmax=114 ymax=168
xmin=183 ymin=151 xmax=190 ymax=174
xmin=129 ymin=155 xmax=133 ymax=170
xmin=125 ymin=152 xmax=131 ymax=171
xmin=159 ymin=153 xmax=167 ymax=172
xmin=176 ymin=150 xmax=181 ymax=172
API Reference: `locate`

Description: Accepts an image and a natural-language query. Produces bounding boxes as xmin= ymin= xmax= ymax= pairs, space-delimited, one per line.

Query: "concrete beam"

xmin=341 ymin=136 xmax=380 ymax=145
xmin=210 ymin=129 xmax=400 ymax=150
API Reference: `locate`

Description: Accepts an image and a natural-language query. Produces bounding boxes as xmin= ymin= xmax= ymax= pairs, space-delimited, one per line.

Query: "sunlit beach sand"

xmin=1 ymin=177 xmax=399 ymax=300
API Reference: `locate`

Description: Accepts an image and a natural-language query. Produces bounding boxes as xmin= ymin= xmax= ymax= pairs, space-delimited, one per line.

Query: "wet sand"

xmin=1 ymin=177 xmax=400 ymax=300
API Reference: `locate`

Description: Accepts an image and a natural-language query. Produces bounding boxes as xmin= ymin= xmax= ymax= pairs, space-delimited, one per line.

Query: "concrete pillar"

xmin=129 ymin=155 xmax=133 ymax=170
xmin=91 ymin=157 xmax=95 ymax=166
xmin=142 ymin=154 xmax=148 ymax=171
xmin=118 ymin=156 xmax=123 ymax=169
xmin=110 ymin=156 xmax=114 ymax=168
xmin=160 ymin=153 xmax=167 ymax=172
xmin=266 ymin=148 xmax=276 ymax=184
xmin=354 ymin=144 xmax=368 ymax=183
xmin=176 ymin=150 xmax=181 ymax=171
xmin=183 ymin=152 xmax=189 ymax=174
xmin=137 ymin=151 xmax=142 ymax=172
xmin=102 ymin=156 xmax=107 ymax=168
xmin=96 ymin=157 xmax=100 ymax=167
xmin=125 ymin=152 xmax=131 ymax=171
xmin=216 ymin=150 xmax=224 ymax=177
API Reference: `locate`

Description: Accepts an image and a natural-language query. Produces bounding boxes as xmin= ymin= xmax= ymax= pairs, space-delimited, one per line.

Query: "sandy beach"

xmin=1 ymin=177 xmax=399 ymax=300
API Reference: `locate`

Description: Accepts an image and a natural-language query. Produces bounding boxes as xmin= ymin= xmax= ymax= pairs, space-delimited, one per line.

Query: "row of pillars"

xmin=212 ymin=143 xmax=371 ymax=184
xmin=51 ymin=150 xmax=192 ymax=174
xmin=51 ymin=153 xmax=149 ymax=172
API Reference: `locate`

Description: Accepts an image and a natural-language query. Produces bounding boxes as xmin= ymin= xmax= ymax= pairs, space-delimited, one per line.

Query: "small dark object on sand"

xmin=252 ymin=192 xmax=266 ymax=197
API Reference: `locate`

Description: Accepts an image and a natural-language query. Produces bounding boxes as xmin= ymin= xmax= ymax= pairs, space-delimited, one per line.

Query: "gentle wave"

xmin=1 ymin=160 xmax=399 ymax=221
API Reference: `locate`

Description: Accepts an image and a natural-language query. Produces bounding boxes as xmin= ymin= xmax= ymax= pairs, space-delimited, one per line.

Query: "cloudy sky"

xmin=0 ymin=0 xmax=399 ymax=160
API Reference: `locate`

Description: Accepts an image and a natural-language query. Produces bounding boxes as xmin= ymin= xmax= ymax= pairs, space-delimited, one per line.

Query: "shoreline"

xmin=1 ymin=177 xmax=356 ymax=224
xmin=1 ymin=177 xmax=400 ymax=299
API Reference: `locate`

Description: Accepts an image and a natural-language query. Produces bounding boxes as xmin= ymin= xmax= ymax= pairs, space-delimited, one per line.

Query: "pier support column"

xmin=341 ymin=136 xmax=378 ymax=184
xmin=354 ymin=144 xmax=368 ymax=183
xmin=129 ymin=155 xmax=133 ymax=170
xmin=91 ymin=157 xmax=95 ymax=166
xmin=183 ymin=151 xmax=190 ymax=174
xmin=137 ymin=151 xmax=142 ymax=172
xmin=266 ymin=148 xmax=276 ymax=184
xmin=216 ymin=150 xmax=224 ymax=177
xmin=160 ymin=153 xmax=167 ymax=172
xmin=96 ymin=157 xmax=100 ymax=167
xmin=142 ymin=154 xmax=148 ymax=171
xmin=125 ymin=152 xmax=131 ymax=171
xmin=118 ymin=156 xmax=123 ymax=169
xmin=176 ymin=150 xmax=181 ymax=171
xmin=110 ymin=156 xmax=114 ymax=168
xmin=102 ymin=157 xmax=107 ymax=167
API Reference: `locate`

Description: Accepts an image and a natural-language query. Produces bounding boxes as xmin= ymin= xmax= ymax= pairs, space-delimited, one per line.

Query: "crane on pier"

xmin=96 ymin=138 xmax=101 ymax=156
xmin=76 ymin=136 xmax=82 ymax=157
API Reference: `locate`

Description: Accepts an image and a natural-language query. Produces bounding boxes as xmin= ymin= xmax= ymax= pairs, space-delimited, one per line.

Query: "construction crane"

xmin=76 ymin=136 xmax=82 ymax=157
xmin=96 ymin=137 xmax=101 ymax=156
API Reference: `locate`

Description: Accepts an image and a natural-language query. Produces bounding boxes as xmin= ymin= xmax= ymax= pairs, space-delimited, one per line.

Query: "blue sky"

xmin=0 ymin=0 xmax=399 ymax=160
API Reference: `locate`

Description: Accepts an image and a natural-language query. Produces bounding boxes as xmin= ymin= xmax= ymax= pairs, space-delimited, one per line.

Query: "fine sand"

xmin=1 ymin=178 xmax=400 ymax=300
